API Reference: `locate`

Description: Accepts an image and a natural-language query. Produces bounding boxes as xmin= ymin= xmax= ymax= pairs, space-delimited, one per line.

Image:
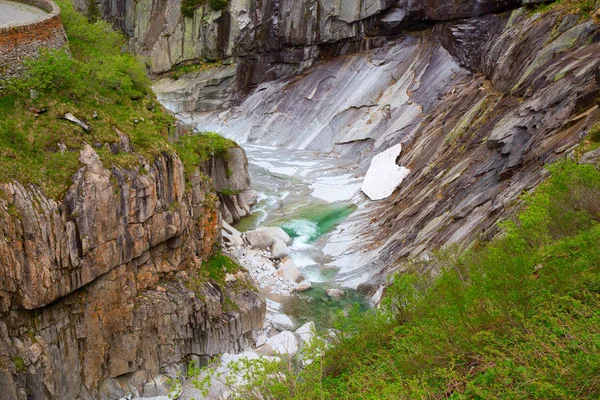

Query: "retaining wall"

xmin=0 ymin=0 xmax=68 ymax=79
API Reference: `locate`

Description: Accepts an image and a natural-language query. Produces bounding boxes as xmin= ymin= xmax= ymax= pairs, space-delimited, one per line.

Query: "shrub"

xmin=233 ymin=161 xmax=600 ymax=399
xmin=209 ymin=0 xmax=229 ymax=11
xmin=0 ymin=0 xmax=175 ymax=198
xmin=181 ymin=0 xmax=205 ymax=17
xmin=174 ymin=131 xmax=237 ymax=177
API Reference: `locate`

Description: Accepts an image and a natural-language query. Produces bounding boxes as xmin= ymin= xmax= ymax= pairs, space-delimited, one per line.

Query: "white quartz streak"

xmin=361 ymin=143 xmax=410 ymax=200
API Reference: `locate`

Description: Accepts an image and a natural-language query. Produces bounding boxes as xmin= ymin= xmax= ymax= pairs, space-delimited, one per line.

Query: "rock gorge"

xmin=1 ymin=0 xmax=600 ymax=398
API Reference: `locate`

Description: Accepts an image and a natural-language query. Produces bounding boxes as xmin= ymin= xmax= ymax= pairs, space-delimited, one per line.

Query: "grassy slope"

xmin=217 ymin=162 xmax=600 ymax=399
xmin=317 ymin=162 xmax=600 ymax=399
xmin=0 ymin=0 xmax=235 ymax=199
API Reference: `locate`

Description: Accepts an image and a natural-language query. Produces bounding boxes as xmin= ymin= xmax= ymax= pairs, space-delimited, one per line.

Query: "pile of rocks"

xmin=222 ymin=222 xmax=311 ymax=296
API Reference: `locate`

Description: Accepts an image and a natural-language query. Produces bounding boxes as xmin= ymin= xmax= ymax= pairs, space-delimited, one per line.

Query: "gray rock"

xmin=243 ymin=227 xmax=292 ymax=249
xmin=269 ymin=237 xmax=288 ymax=260
xmin=276 ymin=258 xmax=303 ymax=283
xmin=295 ymin=281 xmax=312 ymax=292
xmin=579 ymin=148 xmax=600 ymax=165
xmin=326 ymin=288 xmax=345 ymax=298
xmin=265 ymin=331 xmax=299 ymax=356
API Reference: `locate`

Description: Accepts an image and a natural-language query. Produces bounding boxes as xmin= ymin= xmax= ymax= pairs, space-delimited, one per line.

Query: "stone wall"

xmin=0 ymin=0 xmax=68 ymax=79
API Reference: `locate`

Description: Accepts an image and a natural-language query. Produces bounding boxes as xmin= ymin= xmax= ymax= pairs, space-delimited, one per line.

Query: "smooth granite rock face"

xmin=0 ymin=146 xmax=266 ymax=399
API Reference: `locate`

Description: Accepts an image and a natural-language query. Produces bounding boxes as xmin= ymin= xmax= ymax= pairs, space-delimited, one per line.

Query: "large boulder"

xmin=265 ymin=331 xmax=299 ymax=356
xmin=270 ymin=237 xmax=289 ymax=259
xmin=243 ymin=227 xmax=292 ymax=250
xmin=275 ymin=258 xmax=303 ymax=283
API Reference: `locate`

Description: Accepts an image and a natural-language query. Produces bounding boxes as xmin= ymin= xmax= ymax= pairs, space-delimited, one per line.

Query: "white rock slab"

xmin=361 ymin=143 xmax=410 ymax=200
xmin=265 ymin=331 xmax=299 ymax=356
xmin=295 ymin=321 xmax=316 ymax=345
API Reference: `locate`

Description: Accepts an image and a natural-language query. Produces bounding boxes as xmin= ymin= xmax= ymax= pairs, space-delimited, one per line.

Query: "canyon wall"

xmin=0 ymin=145 xmax=265 ymax=399
xmin=75 ymin=0 xmax=542 ymax=78
xmin=155 ymin=4 xmax=600 ymax=292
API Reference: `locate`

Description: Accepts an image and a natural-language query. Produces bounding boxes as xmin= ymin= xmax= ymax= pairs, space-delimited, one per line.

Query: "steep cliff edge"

xmin=76 ymin=0 xmax=545 ymax=84
xmin=0 ymin=144 xmax=265 ymax=399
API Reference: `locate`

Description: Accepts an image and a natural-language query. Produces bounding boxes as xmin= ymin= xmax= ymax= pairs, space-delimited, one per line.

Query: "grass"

xmin=221 ymin=160 xmax=600 ymax=399
xmin=174 ymin=131 xmax=237 ymax=178
xmin=527 ymin=0 xmax=597 ymax=18
xmin=168 ymin=60 xmax=223 ymax=80
xmin=0 ymin=0 xmax=236 ymax=200
xmin=186 ymin=251 xmax=254 ymax=311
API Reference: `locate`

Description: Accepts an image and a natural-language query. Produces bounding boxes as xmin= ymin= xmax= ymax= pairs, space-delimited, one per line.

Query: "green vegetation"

xmin=208 ymin=0 xmax=229 ymax=11
xmin=13 ymin=357 xmax=26 ymax=373
xmin=0 ymin=0 xmax=236 ymax=199
xmin=181 ymin=0 xmax=228 ymax=18
xmin=219 ymin=188 xmax=241 ymax=195
xmin=174 ymin=131 xmax=237 ymax=178
xmin=589 ymin=122 xmax=600 ymax=143
xmin=181 ymin=0 xmax=205 ymax=18
xmin=0 ymin=0 xmax=174 ymax=198
xmin=168 ymin=60 xmax=223 ymax=80
xmin=527 ymin=0 xmax=597 ymax=18
xmin=202 ymin=251 xmax=243 ymax=283
xmin=210 ymin=160 xmax=600 ymax=399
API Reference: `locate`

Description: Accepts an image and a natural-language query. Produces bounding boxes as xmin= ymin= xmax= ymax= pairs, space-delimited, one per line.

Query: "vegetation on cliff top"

xmin=181 ymin=0 xmax=229 ymax=18
xmin=204 ymin=159 xmax=600 ymax=399
xmin=0 ymin=0 xmax=234 ymax=199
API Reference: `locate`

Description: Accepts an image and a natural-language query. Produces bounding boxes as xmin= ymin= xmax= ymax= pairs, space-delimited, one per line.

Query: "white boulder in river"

xmin=361 ymin=143 xmax=410 ymax=200
xmin=243 ymin=227 xmax=291 ymax=250
xmin=276 ymin=258 xmax=303 ymax=283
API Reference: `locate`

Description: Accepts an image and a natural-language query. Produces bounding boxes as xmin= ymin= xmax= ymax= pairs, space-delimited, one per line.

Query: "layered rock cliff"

xmin=0 ymin=144 xmax=265 ymax=399
xmin=76 ymin=0 xmax=544 ymax=81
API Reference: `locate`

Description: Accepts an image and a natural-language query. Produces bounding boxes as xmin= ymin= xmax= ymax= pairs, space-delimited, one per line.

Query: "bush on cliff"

xmin=216 ymin=160 xmax=600 ymax=399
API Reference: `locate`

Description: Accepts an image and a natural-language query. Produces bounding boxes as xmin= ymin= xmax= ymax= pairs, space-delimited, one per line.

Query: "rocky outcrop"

xmin=0 ymin=145 xmax=265 ymax=399
xmin=202 ymin=146 xmax=257 ymax=224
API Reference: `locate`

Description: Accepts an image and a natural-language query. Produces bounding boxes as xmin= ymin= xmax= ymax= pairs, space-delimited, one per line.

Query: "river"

xmin=234 ymin=144 xmax=370 ymax=328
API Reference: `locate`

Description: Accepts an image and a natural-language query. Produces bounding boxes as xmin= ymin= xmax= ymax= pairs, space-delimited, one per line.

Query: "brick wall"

xmin=0 ymin=0 xmax=68 ymax=79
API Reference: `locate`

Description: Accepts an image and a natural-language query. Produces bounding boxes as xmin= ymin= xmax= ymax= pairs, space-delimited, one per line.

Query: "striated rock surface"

xmin=0 ymin=145 xmax=265 ymax=399
xmin=80 ymin=0 xmax=538 ymax=81
xmin=174 ymin=6 xmax=600 ymax=292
